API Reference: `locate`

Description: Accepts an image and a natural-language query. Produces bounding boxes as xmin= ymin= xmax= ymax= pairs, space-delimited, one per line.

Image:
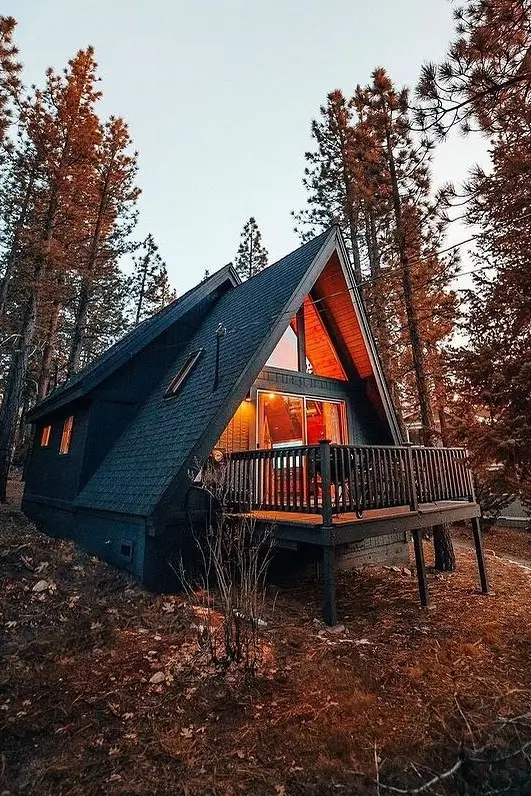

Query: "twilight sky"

xmin=13 ymin=0 xmax=487 ymax=293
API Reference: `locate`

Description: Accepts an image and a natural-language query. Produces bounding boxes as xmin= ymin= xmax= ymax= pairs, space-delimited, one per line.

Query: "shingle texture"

xmin=74 ymin=229 xmax=335 ymax=516
xmin=27 ymin=265 xmax=238 ymax=422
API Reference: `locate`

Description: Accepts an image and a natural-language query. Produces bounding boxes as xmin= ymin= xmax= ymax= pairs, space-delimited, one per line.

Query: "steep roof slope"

xmin=28 ymin=264 xmax=239 ymax=422
xmin=74 ymin=229 xmax=339 ymax=517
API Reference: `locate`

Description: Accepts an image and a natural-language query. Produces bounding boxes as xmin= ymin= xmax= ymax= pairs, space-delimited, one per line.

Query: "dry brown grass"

xmin=2 ymin=480 xmax=531 ymax=795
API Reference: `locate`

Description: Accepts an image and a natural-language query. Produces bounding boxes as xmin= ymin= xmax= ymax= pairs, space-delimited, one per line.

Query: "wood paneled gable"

xmin=312 ymin=250 xmax=372 ymax=379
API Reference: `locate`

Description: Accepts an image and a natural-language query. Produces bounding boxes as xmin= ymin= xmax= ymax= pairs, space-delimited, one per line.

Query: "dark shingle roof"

xmin=27 ymin=263 xmax=239 ymax=422
xmin=74 ymin=228 xmax=336 ymax=517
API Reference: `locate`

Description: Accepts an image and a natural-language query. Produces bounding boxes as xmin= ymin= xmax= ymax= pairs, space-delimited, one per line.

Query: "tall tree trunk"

xmin=0 ymin=166 xmax=37 ymax=323
xmin=384 ymin=125 xmax=435 ymax=446
xmin=432 ymin=524 xmax=456 ymax=570
xmin=37 ymin=296 xmax=62 ymax=400
xmin=67 ymin=276 xmax=91 ymax=375
xmin=364 ymin=208 xmax=391 ymax=372
xmin=0 ymin=159 xmax=62 ymax=499
xmin=347 ymin=208 xmax=363 ymax=293
xmin=364 ymin=207 xmax=408 ymax=441
xmin=334 ymin=110 xmax=363 ymax=291
xmin=14 ymin=388 xmax=31 ymax=461
xmin=67 ymin=161 xmax=111 ymax=375
xmin=382 ymin=115 xmax=454 ymax=570
xmin=0 ymin=286 xmax=39 ymax=500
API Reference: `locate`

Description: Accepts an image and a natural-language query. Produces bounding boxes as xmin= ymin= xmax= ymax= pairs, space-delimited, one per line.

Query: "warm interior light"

xmin=268 ymin=392 xmax=276 ymax=399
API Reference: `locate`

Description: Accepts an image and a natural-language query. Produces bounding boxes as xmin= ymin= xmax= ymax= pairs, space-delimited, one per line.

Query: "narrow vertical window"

xmin=59 ymin=416 xmax=74 ymax=455
xmin=41 ymin=425 xmax=52 ymax=447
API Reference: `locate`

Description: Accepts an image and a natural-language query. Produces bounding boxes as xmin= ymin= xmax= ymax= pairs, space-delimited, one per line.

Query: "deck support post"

xmin=319 ymin=439 xmax=333 ymax=527
xmin=412 ymin=529 xmax=429 ymax=607
xmin=322 ymin=544 xmax=337 ymax=626
xmin=471 ymin=516 xmax=489 ymax=594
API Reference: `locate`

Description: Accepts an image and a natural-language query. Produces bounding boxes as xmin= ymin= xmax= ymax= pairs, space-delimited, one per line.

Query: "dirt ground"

xmin=454 ymin=521 xmax=531 ymax=566
xmin=2 ymin=480 xmax=531 ymax=795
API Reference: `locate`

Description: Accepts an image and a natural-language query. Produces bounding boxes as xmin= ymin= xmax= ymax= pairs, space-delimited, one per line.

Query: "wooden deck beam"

xmin=244 ymin=501 xmax=480 ymax=548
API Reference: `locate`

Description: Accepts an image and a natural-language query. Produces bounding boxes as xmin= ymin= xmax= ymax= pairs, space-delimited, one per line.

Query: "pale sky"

xmin=12 ymin=0 xmax=488 ymax=293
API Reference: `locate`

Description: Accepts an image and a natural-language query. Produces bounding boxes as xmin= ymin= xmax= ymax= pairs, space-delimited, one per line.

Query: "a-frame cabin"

xmin=23 ymin=228 xmax=488 ymax=624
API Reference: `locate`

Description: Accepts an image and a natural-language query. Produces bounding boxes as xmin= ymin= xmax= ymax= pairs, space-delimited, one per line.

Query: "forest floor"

xmin=454 ymin=522 xmax=531 ymax=569
xmin=2 ymin=480 xmax=531 ymax=796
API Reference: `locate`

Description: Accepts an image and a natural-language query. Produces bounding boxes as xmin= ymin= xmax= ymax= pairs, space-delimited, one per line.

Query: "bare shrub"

xmin=178 ymin=459 xmax=274 ymax=676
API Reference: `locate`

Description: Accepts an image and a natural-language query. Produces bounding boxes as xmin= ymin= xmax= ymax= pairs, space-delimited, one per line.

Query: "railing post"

xmin=405 ymin=444 xmax=419 ymax=512
xmin=319 ymin=439 xmax=333 ymax=526
xmin=466 ymin=448 xmax=476 ymax=503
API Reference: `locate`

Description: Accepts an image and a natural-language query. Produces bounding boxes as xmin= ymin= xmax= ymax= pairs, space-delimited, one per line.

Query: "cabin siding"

xmin=22 ymin=498 xmax=75 ymax=540
xmin=74 ymin=511 xmax=147 ymax=579
xmin=24 ymin=407 xmax=90 ymax=503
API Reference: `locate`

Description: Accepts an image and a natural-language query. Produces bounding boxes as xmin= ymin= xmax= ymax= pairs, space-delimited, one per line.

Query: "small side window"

xmin=164 ymin=350 xmax=202 ymax=398
xmin=59 ymin=416 xmax=74 ymax=455
xmin=41 ymin=425 xmax=52 ymax=447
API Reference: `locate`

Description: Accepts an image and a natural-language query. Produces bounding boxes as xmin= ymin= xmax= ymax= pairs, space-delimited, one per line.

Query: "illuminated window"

xmin=41 ymin=425 xmax=52 ymax=447
xmin=264 ymin=300 xmax=347 ymax=380
xmin=164 ymin=350 xmax=203 ymax=398
xmin=266 ymin=325 xmax=299 ymax=371
xmin=59 ymin=416 xmax=74 ymax=455
xmin=257 ymin=391 xmax=347 ymax=448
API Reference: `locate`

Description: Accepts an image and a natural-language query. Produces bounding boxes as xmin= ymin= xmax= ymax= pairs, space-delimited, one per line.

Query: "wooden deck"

xmin=248 ymin=501 xmax=467 ymax=527
xmin=235 ymin=500 xmax=479 ymax=536
xmin=230 ymin=499 xmax=481 ymax=555
xmin=224 ymin=442 xmax=487 ymax=625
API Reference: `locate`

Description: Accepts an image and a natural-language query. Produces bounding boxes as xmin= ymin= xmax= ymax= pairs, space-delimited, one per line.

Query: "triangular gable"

xmin=74 ymin=228 xmax=401 ymax=522
xmin=313 ymin=236 xmax=400 ymax=440
xmin=27 ymin=263 xmax=240 ymax=422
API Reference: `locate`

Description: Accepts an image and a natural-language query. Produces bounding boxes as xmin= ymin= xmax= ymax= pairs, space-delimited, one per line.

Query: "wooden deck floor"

xmin=245 ymin=500 xmax=474 ymax=527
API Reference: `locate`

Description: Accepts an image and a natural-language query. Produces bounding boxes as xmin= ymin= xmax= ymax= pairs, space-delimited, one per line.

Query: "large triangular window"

xmin=265 ymin=297 xmax=347 ymax=380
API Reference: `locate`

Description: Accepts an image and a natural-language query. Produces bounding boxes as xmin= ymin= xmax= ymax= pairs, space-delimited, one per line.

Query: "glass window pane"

xmin=265 ymin=325 xmax=298 ymax=371
xmin=258 ymin=393 xmax=304 ymax=448
xmin=305 ymin=400 xmax=345 ymax=444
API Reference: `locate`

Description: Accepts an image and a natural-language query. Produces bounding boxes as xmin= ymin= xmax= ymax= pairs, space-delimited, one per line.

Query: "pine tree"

xmin=293 ymin=91 xmax=364 ymax=284
xmin=419 ymin=1 xmax=531 ymax=509
xmin=234 ymin=217 xmax=268 ymax=280
xmin=354 ymin=69 xmax=441 ymax=446
xmin=66 ymin=115 xmax=140 ymax=376
xmin=417 ymin=0 xmax=531 ymax=137
xmin=0 ymin=48 xmax=102 ymax=499
xmin=297 ymin=69 xmax=459 ymax=568
xmin=0 ymin=16 xmax=21 ymax=146
xmin=130 ymin=233 xmax=166 ymax=325
xmin=293 ymin=90 xmax=397 ymax=394
xmin=144 ymin=263 xmax=176 ymax=314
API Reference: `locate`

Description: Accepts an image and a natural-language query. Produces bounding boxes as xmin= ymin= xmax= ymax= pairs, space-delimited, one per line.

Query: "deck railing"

xmin=224 ymin=441 xmax=475 ymax=522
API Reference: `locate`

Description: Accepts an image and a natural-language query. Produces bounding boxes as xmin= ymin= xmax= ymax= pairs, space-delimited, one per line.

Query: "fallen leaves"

xmin=2 ymin=481 xmax=531 ymax=795
xmin=32 ymin=579 xmax=54 ymax=593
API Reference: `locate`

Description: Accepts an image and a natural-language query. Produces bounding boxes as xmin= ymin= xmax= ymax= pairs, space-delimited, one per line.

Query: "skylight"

xmin=164 ymin=350 xmax=203 ymax=398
